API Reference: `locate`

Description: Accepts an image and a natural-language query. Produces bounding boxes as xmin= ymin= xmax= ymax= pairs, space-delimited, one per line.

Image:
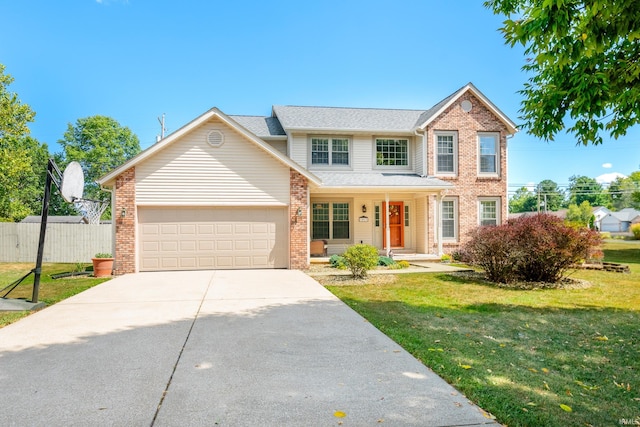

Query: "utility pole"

xmin=157 ymin=113 xmax=166 ymax=142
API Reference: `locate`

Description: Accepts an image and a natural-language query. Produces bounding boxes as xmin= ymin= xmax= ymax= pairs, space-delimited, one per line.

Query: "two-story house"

xmin=98 ymin=83 xmax=517 ymax=274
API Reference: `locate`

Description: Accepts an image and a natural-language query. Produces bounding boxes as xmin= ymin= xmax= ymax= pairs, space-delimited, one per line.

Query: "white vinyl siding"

xmin=290 ymin=134 xmax=308 ymax=168
xmin=136 ymin=119 xmax=290 ymax=205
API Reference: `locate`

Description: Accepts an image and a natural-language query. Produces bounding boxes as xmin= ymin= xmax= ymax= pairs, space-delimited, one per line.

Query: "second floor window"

xmin=436 ymin=133 xmax=456 ymax=174
xmin=478 ymin=133 xmax=499 ymax=175
xmin=311 ymin=137 xmax=349 ymax=166
xmin=376 ymin=138 xmax=408 ymax=166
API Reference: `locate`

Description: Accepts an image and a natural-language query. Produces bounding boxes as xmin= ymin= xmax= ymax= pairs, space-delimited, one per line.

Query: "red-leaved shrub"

xmin=463 ymin=214 xmax=602 ymax=284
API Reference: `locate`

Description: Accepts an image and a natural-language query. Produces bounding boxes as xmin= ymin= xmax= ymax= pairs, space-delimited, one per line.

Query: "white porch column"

xmin=436 ymin=192 xmax=444 ymax=256
xmin=385 ymin=194 xmax=391 ymax=256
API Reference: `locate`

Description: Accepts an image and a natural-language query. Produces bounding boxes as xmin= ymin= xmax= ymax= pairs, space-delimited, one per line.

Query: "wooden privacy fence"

xmin=0 ymin=223 xmax=112 ymax=263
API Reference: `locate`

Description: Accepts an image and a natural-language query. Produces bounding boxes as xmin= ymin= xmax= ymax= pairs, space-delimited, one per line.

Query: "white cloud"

xmin=596 ymin=172 xmax=627 ymax=184
xmin=602 ymin=163 xmax=613 ymax=169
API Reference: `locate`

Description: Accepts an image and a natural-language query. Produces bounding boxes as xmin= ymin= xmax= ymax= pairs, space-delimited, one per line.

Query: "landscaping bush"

xmin=378 ymin=256 xmax=395 ymax=266
xmin=329 ymin=254 xmax=347 ymax=269
xmin=342 ymin=244 xmax=379 ymax=279
xmin=632 ymin=223 xmax=640 ymax=240
xmin=463 ymin=214 xmax=603 ymax=284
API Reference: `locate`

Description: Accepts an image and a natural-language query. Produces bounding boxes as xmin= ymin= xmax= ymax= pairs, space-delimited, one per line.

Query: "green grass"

xmin=0 ymin=263 xmax=109 ymax=327
xmin=327 ymin=242 xmax=640 ymax=427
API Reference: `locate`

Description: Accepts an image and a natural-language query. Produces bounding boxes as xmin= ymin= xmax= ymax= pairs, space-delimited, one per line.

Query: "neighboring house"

xmin=508 ymin=209 xmax=568 ymax=221
xmin=600 ymin=208 xmax=640 ymax=232
xmin=591 ymin=206 xmax=610 ymax=231
xmin=97 ymin=83 xmax=517 ymax=274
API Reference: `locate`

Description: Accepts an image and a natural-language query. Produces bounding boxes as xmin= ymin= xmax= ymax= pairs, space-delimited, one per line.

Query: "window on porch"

xmin=441 ymin=197 xmax=458 ymax=240
xmin=312 ymin=202 xmax=350 ymax=240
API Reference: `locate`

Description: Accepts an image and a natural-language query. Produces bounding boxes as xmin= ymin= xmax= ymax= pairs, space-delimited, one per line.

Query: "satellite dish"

xmin=60 ymin=161 xmax=84 ymax=203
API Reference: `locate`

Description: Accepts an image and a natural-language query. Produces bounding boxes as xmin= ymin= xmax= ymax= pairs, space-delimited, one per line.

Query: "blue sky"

xmin=2 ymin=0 xmax=638 ymax=194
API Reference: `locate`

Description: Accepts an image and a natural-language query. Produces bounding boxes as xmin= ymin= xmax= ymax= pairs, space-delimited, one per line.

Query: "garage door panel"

xmin=139 ymin=207 xmax=288 ymax=271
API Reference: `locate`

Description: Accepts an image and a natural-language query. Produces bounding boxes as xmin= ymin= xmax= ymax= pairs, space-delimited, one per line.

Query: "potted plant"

xmin=92 ymin=253 xmax=114 ymax=277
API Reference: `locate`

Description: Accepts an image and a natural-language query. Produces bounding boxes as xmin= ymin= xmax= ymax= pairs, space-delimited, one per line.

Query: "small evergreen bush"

xmin=378 ymin=256 xmax=395 ymax=266
xmin=342 ymin=244 xmax=379 ymax=279
xmin=329 ymin=254 xmax=347 ymax=269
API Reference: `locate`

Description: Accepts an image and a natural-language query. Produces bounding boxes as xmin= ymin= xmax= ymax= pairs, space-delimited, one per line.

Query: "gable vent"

xmin=207 ymin=130 xmax=224 ymax=147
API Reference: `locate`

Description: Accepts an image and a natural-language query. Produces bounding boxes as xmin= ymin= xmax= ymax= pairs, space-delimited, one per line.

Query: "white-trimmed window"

xmin=435 ymin=132 xmax=457 ymax=175
xmin=478 ymin=133 xmax=499 ymax=175
xmin=479 ymin=197 xmax=500 ymax=226
xmin=441 ymin=197 xmax=458 ymax=240
xmin=375 ymin=138 xmax=409 ymax=167
xmin=311 ymin=137 xmax=350 ymax=166
xmin=312 ymin=202 xmax=350 ymax=240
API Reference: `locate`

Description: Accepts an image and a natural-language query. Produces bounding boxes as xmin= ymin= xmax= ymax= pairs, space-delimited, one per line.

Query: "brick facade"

xmin=289 ymin=169 xmax=309 ymax=269
xmin=113 ymin=167 xmax=136 ymax=275
xmin=426 ymin=92 xmax=509 ymax=253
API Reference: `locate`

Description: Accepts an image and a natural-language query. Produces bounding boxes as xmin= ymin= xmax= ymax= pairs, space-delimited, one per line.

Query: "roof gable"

xmin=416 ymin=83 xmax=518 ymax=134
xmin=97 ymin=108 xmax=320 ymax=186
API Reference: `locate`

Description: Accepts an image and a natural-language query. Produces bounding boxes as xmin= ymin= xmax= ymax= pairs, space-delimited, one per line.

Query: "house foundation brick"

xmin=113 ymin=167 xmax=136 ymax=275
xmin=289 ymin=169 xmax=309 ymax=270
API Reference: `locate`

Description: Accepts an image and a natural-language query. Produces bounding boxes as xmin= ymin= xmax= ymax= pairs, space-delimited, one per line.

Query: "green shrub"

xmin=396 ymin=260 xmax=410 ymax=269
xmin=600 ymin=231 xmax=612 ymax=239
xmin=632 ymin=223 xmax=640 ymax=240
xmin=464 ymin=214 xmax=603 ymax=284
xmin=329 ymin=254 xmax=347 ymax=269
xmin=342 ymin=244 xmax=379 ymax=279
xmin=378 ymin=256 xmax=395 ymax=266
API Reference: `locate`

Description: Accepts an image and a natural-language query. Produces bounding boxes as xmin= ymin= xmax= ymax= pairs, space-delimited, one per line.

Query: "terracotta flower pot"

xmin=92 ymin=258 xmax=114 ymax=277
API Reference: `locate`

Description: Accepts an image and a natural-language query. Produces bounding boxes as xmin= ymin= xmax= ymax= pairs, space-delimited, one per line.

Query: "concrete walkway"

xmin=0 ymin=270 xmax=497 ymax=426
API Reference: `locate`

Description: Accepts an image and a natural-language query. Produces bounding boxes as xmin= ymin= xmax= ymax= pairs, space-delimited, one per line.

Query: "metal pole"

xmin=32 ymin=159 xmax=53 ymax=303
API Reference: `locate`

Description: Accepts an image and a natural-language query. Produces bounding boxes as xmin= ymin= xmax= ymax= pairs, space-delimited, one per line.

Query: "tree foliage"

xmin=566 ymin=200 xmax=594 ymax=227
xmin=567 ymin=175 xmax=609 ymax=206
xmin=485 ymin=0 xmax=640 ymax=145
xmin=58 ymin=115 xmax=141 ymax=201
xmin=509 ymin=187 xmax=538 ymax=213
xmin=0 ymin=64 xmax=49 ymax=222
xmin=608 ymin=172 xmax=640 ymax=210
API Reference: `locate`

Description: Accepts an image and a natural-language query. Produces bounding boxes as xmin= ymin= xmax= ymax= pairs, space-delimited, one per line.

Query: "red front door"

xmin=382 ymin=202 xmax=404 ymax=248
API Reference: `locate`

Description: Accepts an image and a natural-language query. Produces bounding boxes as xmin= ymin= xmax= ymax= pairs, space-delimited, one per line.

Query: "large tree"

xmin=567 ymin=175 xmax=609 ymax=206
xmin=58 ymin=115 xmax=141 ymax=202
xmin=537 ymin=179 xmax=565 ymax=211
xmin=608 ymin=171 xmax=640 ymax=210
xmin=0 ymin=64 xmax=49 ymax=222
xmin=509 ymin=187 xmax=538 ymax=213
xmin=485 ymin=0 xmax=640 ymax=145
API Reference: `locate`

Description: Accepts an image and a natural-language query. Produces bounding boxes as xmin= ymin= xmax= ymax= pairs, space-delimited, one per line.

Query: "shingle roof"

xmin=271 ymin=105 xmax=426 ymax=133
xmin=314 ymin=172 xmax=453 ymax=189
xmin=229 ymin=115 xmax=285 ymax=137
xmin=610 ymin=208 xmax=640 ymax=222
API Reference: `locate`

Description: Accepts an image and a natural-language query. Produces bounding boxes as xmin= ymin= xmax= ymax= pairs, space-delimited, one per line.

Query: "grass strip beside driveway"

xmin=0 ymin=263 xmax=109 ymax=327
xmin=327 ymin=242 xmax=640 ymax=427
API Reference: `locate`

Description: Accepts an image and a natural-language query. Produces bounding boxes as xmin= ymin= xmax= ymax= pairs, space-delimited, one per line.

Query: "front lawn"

xmin=326 ymin=242 xmax=640 ymax=427
xmin=0 ymin=263 xmax=109 ymax=328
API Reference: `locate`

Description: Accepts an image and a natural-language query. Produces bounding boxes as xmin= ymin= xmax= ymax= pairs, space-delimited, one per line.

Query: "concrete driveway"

xmin=0 ymin=270 xmax=497 ymax=426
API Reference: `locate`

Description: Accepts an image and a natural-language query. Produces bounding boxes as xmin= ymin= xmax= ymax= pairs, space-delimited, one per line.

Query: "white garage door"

xmin=138 ymin=207 xmax=288 ymax=271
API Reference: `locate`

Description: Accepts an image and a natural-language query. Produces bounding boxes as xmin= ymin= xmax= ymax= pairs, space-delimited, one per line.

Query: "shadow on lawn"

xmin=339 ymin=297 xmax=640 ymax=427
